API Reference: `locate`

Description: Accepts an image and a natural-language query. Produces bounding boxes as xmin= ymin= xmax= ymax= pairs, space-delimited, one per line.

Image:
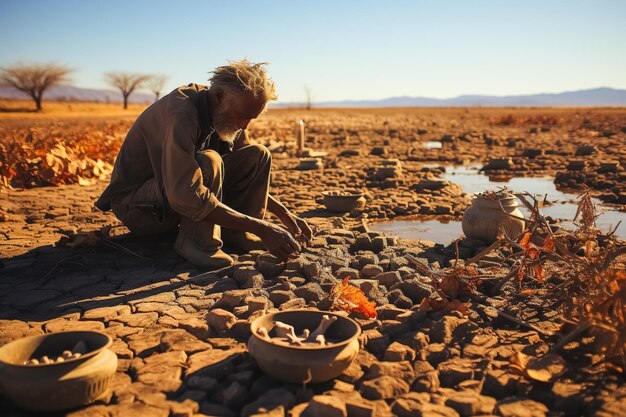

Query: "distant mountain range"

xmin=274 ymin=87 xmax=626 ymax=107
xmin=1 ymin=85 xmax=625 ymax=107
xmin=0 ymin=85 xmax=155 ymax=104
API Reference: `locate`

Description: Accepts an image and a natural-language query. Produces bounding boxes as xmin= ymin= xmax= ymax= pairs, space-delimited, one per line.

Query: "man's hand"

xmin=278 ymin=213 xmax=313 ymax=247
xmin=267 ymin=195 xmax=313 ymax=247
xmin=256 ymin=221 xmax=301 ymax=261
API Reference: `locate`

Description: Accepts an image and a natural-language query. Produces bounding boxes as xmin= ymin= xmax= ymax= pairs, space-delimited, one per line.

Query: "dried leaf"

xmin=542 ymin=236 xmax=555 ymax=252
xmin=440 ymin=275 xmax=463 ymax=299
xmin=331 ymin=276 xmax=377 ymax=318
xmin=519 ymin=231 xmax=532 ymax=250
xmin=533 ymin=264 xmax=544 ymax=283
xmin=510 ymin=352 xmax=567 ymax=382
xmin=77 ymin=175 xmax=96 ymax=186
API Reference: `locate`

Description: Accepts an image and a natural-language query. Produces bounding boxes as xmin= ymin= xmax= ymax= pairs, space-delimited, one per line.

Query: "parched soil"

xmin=1 ymin=106 xmax=625 ymax=417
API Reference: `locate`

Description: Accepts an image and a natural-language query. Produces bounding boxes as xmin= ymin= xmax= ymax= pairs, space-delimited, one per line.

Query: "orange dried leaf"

xmin=77 ymin=175 xmax=96 ymax=186
xmin=527 ymin=247 xmax=540 ymax=260
xmin=332 ymin=276 xmax=377 ymax=318
xmin=463 ymin=266 xmax=479 ymax=277
xmin=519 ymin=231 xmax=532 ymax=249
xmin=542 ymin=236 xmax=555 ymax=252
xmin=417 ymin=298 xmax=433 ymax=312
xmin=510 ymin=352 xmax=566 ymax=382
xmin=440 ymin=275 xmax=462 ymax=299
xmin=533 ymin=265 xmax=544 ymax=283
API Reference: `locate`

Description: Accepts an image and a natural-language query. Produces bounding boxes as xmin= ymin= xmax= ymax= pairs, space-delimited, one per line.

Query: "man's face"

xmin=213 ymin=90 xmax=266 ymax=143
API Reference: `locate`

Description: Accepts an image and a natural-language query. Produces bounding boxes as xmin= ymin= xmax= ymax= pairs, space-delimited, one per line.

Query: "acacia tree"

xmin=146 ymin=75 xmax=168 ymax=102
xmin=104 ymin=72 xmax=150 ymax=109
xmin=0 ymin=63 xmax=72 ymax=111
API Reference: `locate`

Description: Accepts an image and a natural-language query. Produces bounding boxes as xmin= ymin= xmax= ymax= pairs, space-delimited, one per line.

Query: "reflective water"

xmin=371 ymin=219 xmax=464 ymax=244
xmin=370 ymin=164 xmax=625 ymax=243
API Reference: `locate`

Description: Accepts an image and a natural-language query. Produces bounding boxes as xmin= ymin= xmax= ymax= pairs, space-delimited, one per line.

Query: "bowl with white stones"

xmin=0 ymin=330 xmax=117 ymax=412
xmin=248 ymin=309 xmax=361 ymax=383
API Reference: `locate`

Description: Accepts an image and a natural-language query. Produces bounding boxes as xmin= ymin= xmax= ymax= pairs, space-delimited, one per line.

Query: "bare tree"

xmin=104 ymin=72 xmax=150 ymax=109
xmin=145 ymin=75 xmax=168 ymax=102
xmin=0 ymin=63 xmax=72 ymax=111
xmin=304 ymin=85 xmax=313 ymax=110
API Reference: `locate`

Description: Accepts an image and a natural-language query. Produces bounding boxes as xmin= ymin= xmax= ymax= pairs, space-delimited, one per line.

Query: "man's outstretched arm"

xmin=267 ymin=194 xmax=313 ymax=245
xmin=205 ymin=202 xmax=300 ymax=260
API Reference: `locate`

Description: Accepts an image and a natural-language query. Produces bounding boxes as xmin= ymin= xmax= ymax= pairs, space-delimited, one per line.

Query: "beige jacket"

xmin=96 ymin=84 xmax=230 ymax=222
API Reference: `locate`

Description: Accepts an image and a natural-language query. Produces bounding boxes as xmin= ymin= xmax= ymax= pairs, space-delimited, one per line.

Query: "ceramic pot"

xmin=461 ymin=193 xmax=525 ymax=244
xmin=248 ymin=310 xmax=361 ymax=383
xmin=322 ymin=190 xmax=366 ymax=213
xmin=0 ymin=331 xmax=117 ymax=412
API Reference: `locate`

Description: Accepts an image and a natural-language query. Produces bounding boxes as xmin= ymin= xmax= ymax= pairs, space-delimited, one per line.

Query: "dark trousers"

xmin=110 ymin=144 xmax=272 ymax=247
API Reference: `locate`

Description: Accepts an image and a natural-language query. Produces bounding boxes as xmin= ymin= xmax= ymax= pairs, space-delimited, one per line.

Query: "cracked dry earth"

xmin=1 ymin=178 xmax=625 ymax=417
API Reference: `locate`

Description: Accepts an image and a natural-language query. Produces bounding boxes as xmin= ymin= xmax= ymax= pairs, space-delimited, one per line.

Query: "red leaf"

xmin=332 ymin=276 xmax=377 ymax=318
xmin=542 ymin=236 xmax=555 ymax=252
xmin=519 ymin=231 xmax=532 ymax=250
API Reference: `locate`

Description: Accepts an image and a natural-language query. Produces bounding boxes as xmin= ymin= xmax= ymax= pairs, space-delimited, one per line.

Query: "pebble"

xmin=360 ymin=375 xmax=410 ymax=400
xmin=206 ymin=308 xmax=237 ymax=333
xmin=302 ymin=395 xmax=347 ymax=417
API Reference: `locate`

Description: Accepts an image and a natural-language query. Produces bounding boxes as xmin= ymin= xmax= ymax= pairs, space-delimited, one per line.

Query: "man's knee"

xmin=196 ymin=150 xmax=223 ymax=185
xmin=239 ymin=144 xmax=272 ymax=168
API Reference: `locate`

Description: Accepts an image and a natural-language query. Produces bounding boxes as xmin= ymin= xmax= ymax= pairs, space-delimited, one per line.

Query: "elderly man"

xmin=96 ymin=59 xmax=312 ymax=269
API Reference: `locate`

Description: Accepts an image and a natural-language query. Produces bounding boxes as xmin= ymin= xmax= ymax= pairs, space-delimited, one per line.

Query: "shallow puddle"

xmin=371 ymin=164 xmax=626 ymax=242
xmin=371 ymin=219 xmax=464 ymax=245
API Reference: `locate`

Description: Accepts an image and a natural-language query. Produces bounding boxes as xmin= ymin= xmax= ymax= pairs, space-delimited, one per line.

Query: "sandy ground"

xmin=1 ymin=103 xmax=625 ymax=416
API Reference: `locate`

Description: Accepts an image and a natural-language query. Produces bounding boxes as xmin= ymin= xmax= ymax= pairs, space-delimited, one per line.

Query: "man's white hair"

xmin=209 ymin=59 xmax=278 ymax=102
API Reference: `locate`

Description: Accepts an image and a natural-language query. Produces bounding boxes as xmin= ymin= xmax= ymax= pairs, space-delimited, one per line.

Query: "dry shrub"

xmin=0 ymin=121 xmax=129 ymax=188
xmin=467 ymin=189 xmax=626 ymax=371
xmin=492 ymin=113 xmax=563 ymax=126
xmin=555 ymin=190 xmax=626 ymax=371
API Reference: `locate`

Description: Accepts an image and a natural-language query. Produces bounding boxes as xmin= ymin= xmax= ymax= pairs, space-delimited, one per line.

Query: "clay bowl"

xmin=248 ymin=310 xmax=361 ymax=383
xmin=321 ymin=190 xmax=366 ymax=213
xmin=0 ymin=331 xmax=117 ymax=411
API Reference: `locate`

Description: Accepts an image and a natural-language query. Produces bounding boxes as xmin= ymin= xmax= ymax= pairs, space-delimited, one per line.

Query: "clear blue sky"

xmin=1 ymin=0 xmax=625 ymax=103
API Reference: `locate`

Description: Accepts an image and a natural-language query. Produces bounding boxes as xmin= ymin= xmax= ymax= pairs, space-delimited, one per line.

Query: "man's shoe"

xmin=174 ymin=234 xmax=234 ymax=269
xmin=222 ymin=231 xmax=266 ymax=252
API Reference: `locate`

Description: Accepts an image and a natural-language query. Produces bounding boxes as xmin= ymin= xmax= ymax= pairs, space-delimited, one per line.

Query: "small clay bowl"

xmin=248 ymin=310 xmax=361 ymax=383
xmin=0 ymin=331 xmax=117 ymax=411
xmin=321 ymin=190 xmax=366 ymax=213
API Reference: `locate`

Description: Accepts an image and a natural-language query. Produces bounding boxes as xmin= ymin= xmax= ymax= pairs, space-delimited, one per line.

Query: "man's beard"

xmin=213 ymin=113 xmax=241 ymax=143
